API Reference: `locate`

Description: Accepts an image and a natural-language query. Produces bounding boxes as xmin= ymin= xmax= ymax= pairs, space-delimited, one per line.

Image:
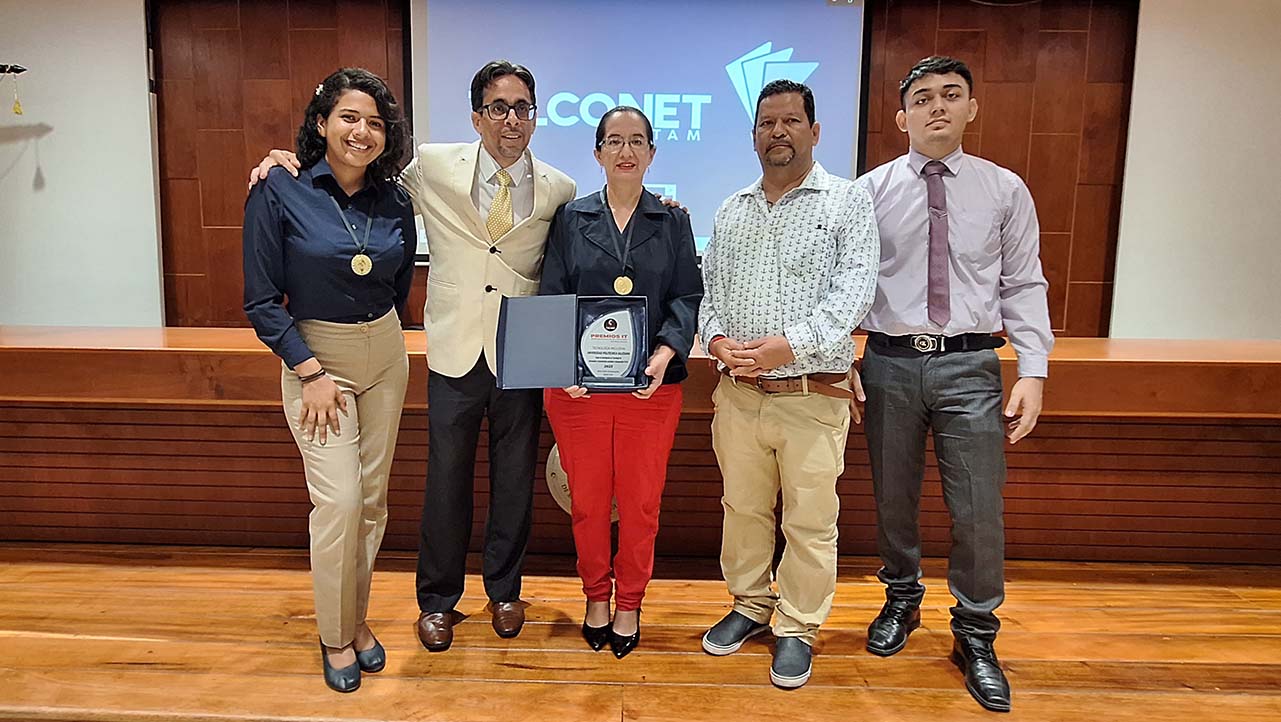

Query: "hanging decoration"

xmin=0 ymin=64 xmax=28 ymax=115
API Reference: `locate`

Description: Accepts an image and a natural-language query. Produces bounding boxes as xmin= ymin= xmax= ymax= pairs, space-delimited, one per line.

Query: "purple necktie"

xmin=922 ymin=160 xmax=951 ymax=328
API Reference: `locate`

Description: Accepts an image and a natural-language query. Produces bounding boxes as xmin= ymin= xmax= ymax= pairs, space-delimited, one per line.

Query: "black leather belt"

xmin=867 ymin=332 xmax=1006 ymax=354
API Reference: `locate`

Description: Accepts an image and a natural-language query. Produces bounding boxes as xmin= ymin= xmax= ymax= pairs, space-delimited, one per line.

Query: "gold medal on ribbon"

xmin=351 ymin=253 xmax=373 ymax=276
xmin=613 ymin=275 xmax=633 ymax=295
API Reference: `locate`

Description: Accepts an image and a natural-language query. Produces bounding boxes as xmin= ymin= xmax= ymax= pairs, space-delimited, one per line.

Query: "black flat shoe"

xmin=319 ymin=641 xmax=360 ymax=693
xmin=609 ymin=611 xmax=641 ymax=659
xmin=355 ymin=635 xmax=386 ymax=673
xmin=582 ymin=621 xmax=611 ymax=651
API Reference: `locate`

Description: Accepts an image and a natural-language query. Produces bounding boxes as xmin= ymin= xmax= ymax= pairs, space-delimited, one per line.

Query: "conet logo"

xmin=726 ymin=42 xmax=819 ymax=121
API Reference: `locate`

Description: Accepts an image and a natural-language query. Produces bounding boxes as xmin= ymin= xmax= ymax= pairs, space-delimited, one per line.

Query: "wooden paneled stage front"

xmin=2 ymin=543 xmax=1280 ymax=722
xmin=1 ymin=327 xmax=1279 ymax=563
xmin=1 ymin=329 xmax=1279 ymax=720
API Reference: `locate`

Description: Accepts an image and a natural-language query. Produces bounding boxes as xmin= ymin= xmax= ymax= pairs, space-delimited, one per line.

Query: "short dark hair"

xmin=594 ymin=106 xmax=654 ymax=150
xmin=470 ymin=60 xmax=537 ymax=113
xmin=296 ymin=67 xmax=410 ymax=182
xmin=899 ymin=56 xmax=974 ymax=108
xmin=754 ymin=79 xmax=816 ymax=126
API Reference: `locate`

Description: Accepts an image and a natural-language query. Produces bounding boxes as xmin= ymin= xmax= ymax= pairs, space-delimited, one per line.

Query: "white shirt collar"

xmin=477 ymin=144 xmax=531 ymax=186
xmin=737 ymin=161 xmax=832 ymax=198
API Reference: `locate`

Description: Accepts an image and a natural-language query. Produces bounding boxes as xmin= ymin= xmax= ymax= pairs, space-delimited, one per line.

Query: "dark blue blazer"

xmin=538 ymin=188 xmax=703 ymax=385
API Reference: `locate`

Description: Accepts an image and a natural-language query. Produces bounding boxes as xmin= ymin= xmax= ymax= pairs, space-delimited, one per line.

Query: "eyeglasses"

xmin=479 ymin=100 xmax=536 ymax=121
xmin=599 ymin=136 xmax=651 ymax=152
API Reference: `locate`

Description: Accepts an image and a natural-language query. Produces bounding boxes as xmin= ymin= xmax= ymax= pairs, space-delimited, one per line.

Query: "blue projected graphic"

xmin=423 ymin=0 xmax=864 ymax=250
xmin=726 ymin=42 xmax=821 ymax=121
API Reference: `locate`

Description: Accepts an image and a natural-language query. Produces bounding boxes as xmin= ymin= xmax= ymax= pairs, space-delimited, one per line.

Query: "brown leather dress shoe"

xmin=490 ymin=601 xmax=525 ymax=638
xmin=416 ymin=611 xmax=454 ymax=652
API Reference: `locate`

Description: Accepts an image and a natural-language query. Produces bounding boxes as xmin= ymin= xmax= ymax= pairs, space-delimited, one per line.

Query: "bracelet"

xmin=298 ymin=368 xmax=327 ymax=384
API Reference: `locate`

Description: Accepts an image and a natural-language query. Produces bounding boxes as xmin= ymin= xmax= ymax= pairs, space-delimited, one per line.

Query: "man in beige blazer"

xmin=249 ymin=60 xmax=575 ymax=651
xmin=404 ymin=62 xmax=574 ymax=651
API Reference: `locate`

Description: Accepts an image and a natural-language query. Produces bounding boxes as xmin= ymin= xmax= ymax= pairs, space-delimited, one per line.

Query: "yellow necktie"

xmin=486 ymin=169 xmax=514 ymax=241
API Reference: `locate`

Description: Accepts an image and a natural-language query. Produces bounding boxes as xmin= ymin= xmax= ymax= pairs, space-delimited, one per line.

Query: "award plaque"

xmin=576 ymin=296 xmax=648 ymax=391
xmin=496 ymin=294 xmax=648 ymax=392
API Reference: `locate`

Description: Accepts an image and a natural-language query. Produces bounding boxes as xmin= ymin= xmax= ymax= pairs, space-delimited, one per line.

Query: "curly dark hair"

xmin=898 ymin=56 xmax=974 ymax=108
xmin=469 ymin=60 xmax=537 ymax=113
xmin=755 ymin=79 xmax=815 ymax=126
xmin=296 ymin=67 xmax=410 ymax=182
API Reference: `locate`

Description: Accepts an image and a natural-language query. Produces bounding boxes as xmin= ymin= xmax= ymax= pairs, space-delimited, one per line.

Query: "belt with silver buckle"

xmin=909 ymin=334 xmax=943 ymax=352
xmin=868 ymin=332 xmax=1006 ymax=354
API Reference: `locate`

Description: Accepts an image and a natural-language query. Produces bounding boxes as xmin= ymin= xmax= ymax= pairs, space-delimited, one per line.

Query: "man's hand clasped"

xmin=708 ymin=335 xmax=795 ymax=378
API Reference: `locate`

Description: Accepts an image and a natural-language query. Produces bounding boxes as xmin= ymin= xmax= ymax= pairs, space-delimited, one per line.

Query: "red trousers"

xmin=544 ymin=384 xmax=682 ymax=610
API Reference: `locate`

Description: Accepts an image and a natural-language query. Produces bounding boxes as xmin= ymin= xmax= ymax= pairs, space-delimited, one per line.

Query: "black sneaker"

xmin=701 ymin=610 xmax=770 ymax=655
xmin=769 ymin=636 xmax=813 ymax=689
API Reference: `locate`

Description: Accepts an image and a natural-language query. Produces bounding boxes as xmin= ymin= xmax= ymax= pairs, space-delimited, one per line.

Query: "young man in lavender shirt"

xmin=853 ymin=56 xmax=1054 ymax=713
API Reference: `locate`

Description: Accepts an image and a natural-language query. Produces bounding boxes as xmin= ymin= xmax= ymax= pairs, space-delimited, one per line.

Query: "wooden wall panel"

xmin=1080 ymin=82 xmax=1129 ymax=184
xmin=242 ymin=80 xmax=294 ymax=170
xmin=155 ymin=0 xmax=409 ymax=327
xmin=1032 ymin=31 xmax=1087 ymax=133
xmin=337 ymin=0 xmax=389 ymax=79
xmin=1071 ymin=184 xmax=1120 ymax=282
xmin=188 ymin=0 xmax=239 ymax=29
xmin=1027 ymin=134 xmax=1080 ymax=233
xmin=863 ymin=0 xmax=1138 ymax=338
xmin=3 ymin=406 xmax=1278 ymax=564
xmin=2 ymin=331 xmax=1280 ymax=564
xmin=240 ymin=4 xmax=290 ymax=79
xmin=192 ymin=29 xmax=244 ymax=130
xmin=157 ymin=81 xmax=199 ymax=178
xmin=155 ymin=0 xmax=1133 ymax=336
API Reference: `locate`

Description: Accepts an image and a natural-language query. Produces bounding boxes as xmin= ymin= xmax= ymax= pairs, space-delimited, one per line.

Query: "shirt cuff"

xmin=699 ymin=317 xmax=726 ymax=347
xmin=783 ymin=322 xmax=817 ymax=364
xmin=279 ymin=335 xmax=314 ymax=371
xmin=656 ymin=331 xmax=692 ymax=364
xmin=1016 ymin=354 xmax=1049 ymax=379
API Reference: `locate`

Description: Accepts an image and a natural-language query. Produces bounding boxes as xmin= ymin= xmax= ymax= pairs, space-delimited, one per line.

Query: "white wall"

xmin=1111 ymin=0 xmax=1281 ymax=339
xmin=0 ymin=0 xmax=163 ymax=326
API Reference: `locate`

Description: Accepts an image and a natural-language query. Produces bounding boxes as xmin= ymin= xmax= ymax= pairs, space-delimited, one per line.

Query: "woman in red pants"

xmin=538 ymin=106 xmax=703 ymax=658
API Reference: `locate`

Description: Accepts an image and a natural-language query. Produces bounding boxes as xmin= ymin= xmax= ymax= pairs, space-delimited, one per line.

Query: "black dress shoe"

xmin=609 ymin=612 xmax=641 ymax=659
xmin=355 ymin=635 xmax=386 ymax=673
xmin=950 ymin=637 xmax=1011 ymax=713
xmin=319 ymin=641 xmax=360 ymax=693
xmin=866 ymin=598 xmax=921 ymax=656
xmin=582 ymin=621 xmax=611 ymax=651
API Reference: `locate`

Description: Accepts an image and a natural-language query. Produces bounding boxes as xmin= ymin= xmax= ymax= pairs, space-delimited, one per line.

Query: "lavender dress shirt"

xmin=857 ymin=147 xmax=1054 ymax=378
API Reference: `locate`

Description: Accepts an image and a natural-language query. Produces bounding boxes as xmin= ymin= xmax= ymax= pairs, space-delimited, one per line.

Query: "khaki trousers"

xmin=281 ymin=309 xmax=408 ymax=647
xmin=711 ymin=374 xmax=850 ymax=644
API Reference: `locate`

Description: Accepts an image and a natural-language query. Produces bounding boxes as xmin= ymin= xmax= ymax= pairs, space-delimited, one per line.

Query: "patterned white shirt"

xmin=699 ymin=162 xmax=881 ymax=377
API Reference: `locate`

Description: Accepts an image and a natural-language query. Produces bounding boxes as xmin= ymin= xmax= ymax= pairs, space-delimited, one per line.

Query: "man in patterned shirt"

xmin=697 ymin=79 xmax=880 ymax=688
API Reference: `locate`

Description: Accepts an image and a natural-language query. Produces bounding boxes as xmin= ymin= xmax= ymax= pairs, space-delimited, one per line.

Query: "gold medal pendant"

xmin=351 ymin=253 xmax=373 ymax=276
xmin=613 ymin=275 xmax=634 ymax=295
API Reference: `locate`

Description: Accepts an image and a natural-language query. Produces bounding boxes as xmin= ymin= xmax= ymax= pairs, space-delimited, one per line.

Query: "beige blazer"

xmin=401 ymin=141 xmax=576 ymax=377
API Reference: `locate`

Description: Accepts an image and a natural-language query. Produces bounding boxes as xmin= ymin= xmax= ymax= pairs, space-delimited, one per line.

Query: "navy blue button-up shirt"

xmin=242 ymin=159 xmax=416 ymax=368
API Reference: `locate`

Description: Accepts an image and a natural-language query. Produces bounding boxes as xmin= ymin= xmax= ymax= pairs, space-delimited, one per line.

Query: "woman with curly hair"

xmin=242 ymin=67 xmax=415 ymax=693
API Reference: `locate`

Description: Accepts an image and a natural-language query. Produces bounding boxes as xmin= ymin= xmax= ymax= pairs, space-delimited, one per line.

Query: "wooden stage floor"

xmin=3 ymin=544 xmax=1280 ymax=722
